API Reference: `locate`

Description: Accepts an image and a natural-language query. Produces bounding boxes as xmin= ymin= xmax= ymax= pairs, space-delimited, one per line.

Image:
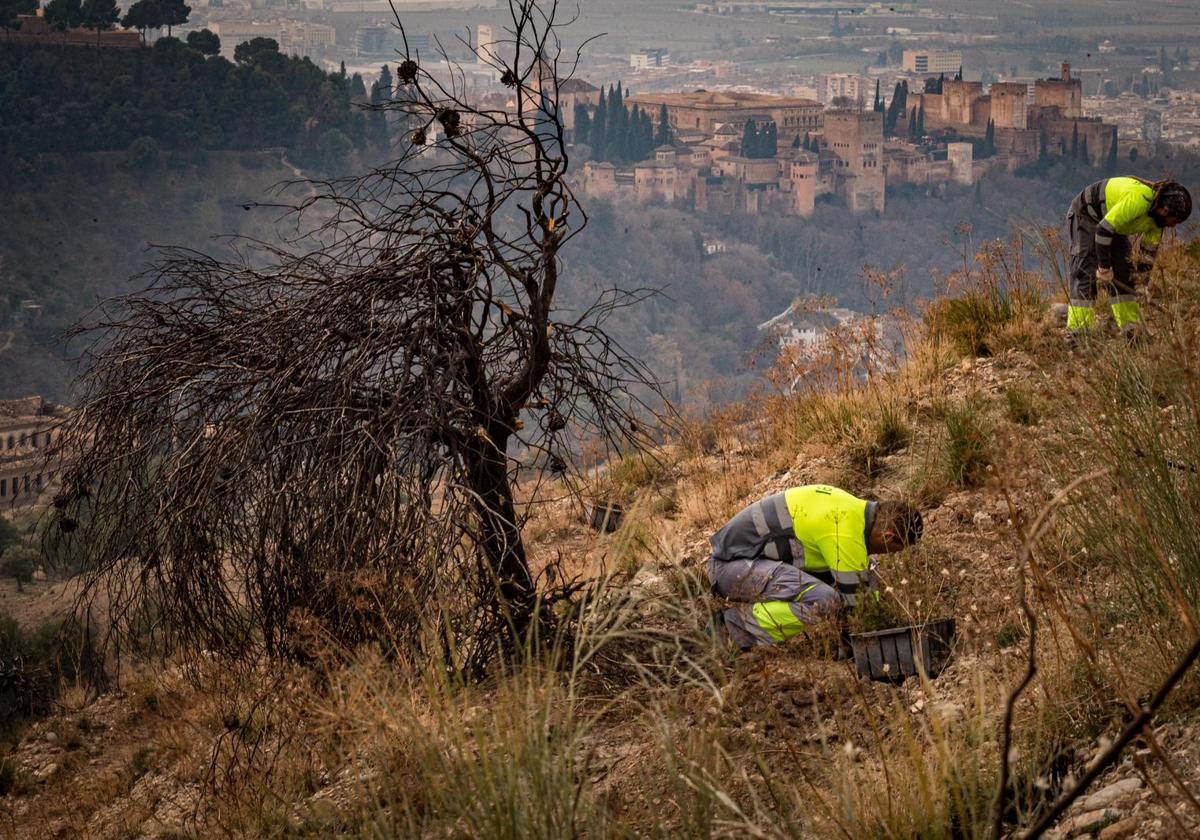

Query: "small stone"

xmin=34 ymin=762 xmax=59 ymax=780
xmin=972 ymin=511 xmax=993 ymax=527
xmin=1098 ymin=817 xmax=1139 ymax=840
xmin=930 ymin=701 xmax=965 ymax=724
xmin=1079 ymin=778 xmax=1142 ymax=812
xmin=1064 ymin=808 xmax=1116 ymax=836
xmin=43 ymin=731 xmax=58 ymax=744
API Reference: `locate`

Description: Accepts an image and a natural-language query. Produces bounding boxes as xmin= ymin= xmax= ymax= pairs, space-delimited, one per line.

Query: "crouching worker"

xmin=706 ymin=485 xmax=922 ymax=649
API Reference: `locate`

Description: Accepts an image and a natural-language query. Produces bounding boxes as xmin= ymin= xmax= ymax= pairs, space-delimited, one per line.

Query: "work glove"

xmin=1096 ymin=266 xmax=1114 ymax=284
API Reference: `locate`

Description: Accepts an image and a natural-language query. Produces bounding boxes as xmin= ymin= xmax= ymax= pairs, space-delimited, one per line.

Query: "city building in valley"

xmin=630 ymin=48 xmax=671 ymax=71
xmin=0 ymin=397 xmax=69 ymax=511
xmin=820 ymin=73 xmax=872 ymax=106
xmin=6 ymin=12 xmax=141 ymax=49
xmin=902 ymin=49 xmax=963 ymax=75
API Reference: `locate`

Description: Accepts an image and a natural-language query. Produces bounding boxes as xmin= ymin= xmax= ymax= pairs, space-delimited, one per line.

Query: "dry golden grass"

xmin=10 ymin=237 xmax=1200 ymax=839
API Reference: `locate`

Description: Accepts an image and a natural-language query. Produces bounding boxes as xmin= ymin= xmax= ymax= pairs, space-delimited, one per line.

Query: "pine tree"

xmin=655 ymin=103 xmax=673 ymax=147
xmin=591 ymin=86 xmax=607 ymax=159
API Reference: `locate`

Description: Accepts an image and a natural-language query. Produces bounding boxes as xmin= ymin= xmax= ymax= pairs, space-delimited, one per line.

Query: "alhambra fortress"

xmin=568 ymin=64 xmax=1138 ymax=216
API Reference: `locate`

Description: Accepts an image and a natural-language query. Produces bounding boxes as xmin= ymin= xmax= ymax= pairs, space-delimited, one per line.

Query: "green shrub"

xmin=1004 ymin=385 xmax=1039 ymax=426
xmin=942 ymin=399 xmax=991 ymax=487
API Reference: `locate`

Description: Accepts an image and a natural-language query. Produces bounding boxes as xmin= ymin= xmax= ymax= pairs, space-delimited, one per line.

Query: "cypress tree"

xmin=642 ymin=109 xmax=654 ymax=157
xmin=983 ymin=118 xmax=995 ymax=157
xmin=885 ymin=82 xmax=901 ymax=134
xmin=575 ymin=102 xmax=591 ymax=145
xmin=369 ymin=79 xmax=389 ymax=150
xmin=1070 ymin=122 xmax=1079 ymax=159
xmin=742 ymin=117 xmax=758 ymax=158
xmin=873 ymin=78 xmax=882 ymax=113
xmin=909 ymin=106 xmax=918 ymax=139
xmin=792 ymin=134 xmax=802 ymax=149
xmin=1105 ymin=127 xmax=1118 ymax=174
xmin=619 ymin=103 xmax=634 ymax=161
xmin=592 ymin=87 xmax=607 ymax=159
xmin=655 ymin=103 xmax=673 ymax=147
xmin=1079 ymin=135 xmax=1089 ymax=166
xmin=916 ymin=103 xmax=925 ymax=138
xmin=611 ymin=85 xmax=628 ymax=161
xmin=764 ymin=121 xmax=777 ymax=156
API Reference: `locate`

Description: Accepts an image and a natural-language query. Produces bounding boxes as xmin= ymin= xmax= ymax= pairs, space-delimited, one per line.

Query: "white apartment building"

xmin=902 ymin=49 xmax=963 ymax=74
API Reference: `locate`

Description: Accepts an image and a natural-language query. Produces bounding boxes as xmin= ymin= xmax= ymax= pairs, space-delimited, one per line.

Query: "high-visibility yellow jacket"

xmin=1076 ymin=177 xmax=1164 ymax=268
xmin=709 ymin=484 xmax=876 ymax=593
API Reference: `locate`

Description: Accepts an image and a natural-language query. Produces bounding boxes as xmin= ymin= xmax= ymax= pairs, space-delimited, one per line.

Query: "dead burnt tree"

xmin=53 ymin=0 xmax=659 ymax=674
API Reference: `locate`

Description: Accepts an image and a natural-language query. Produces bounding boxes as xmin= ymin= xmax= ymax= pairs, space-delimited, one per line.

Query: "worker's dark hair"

xmin=1132 ymin=176 xmax=1193 ymax=222
xmin=1151 ymin=181 xmax=1192 ymax=222
xmin=876 ymin=500 xmax=924 ymax=545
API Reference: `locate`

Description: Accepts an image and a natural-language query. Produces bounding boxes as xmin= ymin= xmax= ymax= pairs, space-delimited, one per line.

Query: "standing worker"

xmin=1066 ymin=177 xmax=1191 ymax=341
xmin=706 ymin=485 xmax=923 ymax=649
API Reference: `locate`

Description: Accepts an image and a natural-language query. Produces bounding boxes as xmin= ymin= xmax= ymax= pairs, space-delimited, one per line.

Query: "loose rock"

xmin=1078 ymin=778 xmax=1142 ymax=812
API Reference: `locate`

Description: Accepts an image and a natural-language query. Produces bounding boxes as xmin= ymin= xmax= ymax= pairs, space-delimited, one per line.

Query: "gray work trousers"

xmin=706 ymin=556 xmax=842 ymax=648
xmin=1067 ymin=205 xmax=1134 ymax=308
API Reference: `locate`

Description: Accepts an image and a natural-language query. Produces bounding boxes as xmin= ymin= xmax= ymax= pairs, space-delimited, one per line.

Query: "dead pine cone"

xmin=438 ymin=108 xmax=462 ymax=138
xmin=500 ymin=68 xmax=517 ymax=87
xmin=397 ymin=59 xmax=418 ymax=84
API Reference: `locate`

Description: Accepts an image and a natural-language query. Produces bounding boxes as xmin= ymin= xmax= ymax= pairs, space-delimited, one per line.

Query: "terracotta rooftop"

xmin=628 ymin=91 xmax=821 ymax=109
xmin=559 ymin=78 xmax=599 ymax=94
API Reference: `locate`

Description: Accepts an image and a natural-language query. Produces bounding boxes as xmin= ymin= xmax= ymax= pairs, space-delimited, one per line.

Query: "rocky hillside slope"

xmin=4 ymin=238 xmax=1200 ymax=838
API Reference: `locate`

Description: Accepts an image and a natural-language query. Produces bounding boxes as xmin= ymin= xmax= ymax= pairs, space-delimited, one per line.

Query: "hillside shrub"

xmin=925 ymin=238 xmax=1047 ymax=358
xmin=942 ymin=397 xmax=991 ymax=487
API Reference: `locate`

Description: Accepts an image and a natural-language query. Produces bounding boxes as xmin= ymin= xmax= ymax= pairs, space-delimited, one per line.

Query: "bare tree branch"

xmin=52 ymin=0 xmax=664 ymax=677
